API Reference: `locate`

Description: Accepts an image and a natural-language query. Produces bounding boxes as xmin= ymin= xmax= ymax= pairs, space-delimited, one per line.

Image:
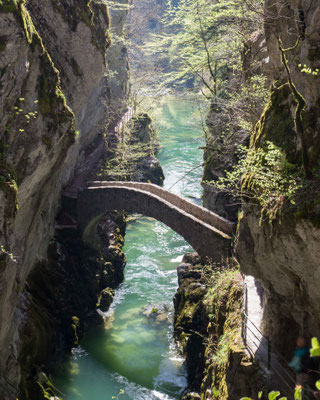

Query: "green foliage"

xmin=228 ymin=74 xmax=269 ymax=134
xmin=144 ymin=0 xmax=263 ymax=95
xmin=241 ymin=393 xmax=287 ymax=400
xmin=13 ymin=98 xmax=39 ymax=129
xmin=310 ymin=339 xmax=320 ymax=397
xmin=310 ymin=337 xmax=320 ymax=357
xmin=100 ymin=115 xmax=160 ymax=181
xmin=37 ymin=373 xmax=62 ymax=400
xmin=298 ymin=64 xmax=319 ymax=76
xmin=203 ymin=261 xmax=243 ymax=366
xmin=199 ymin=261 xmax=246 ymax=398
xmin=294 ymin=385 xmax=302 ymax=400
xmin=268 ymin=392 xmax=281 ymax=400
xmin=0 ymin=244 xmax=17 ymax=262
xmin=212 ymin=387 xmax=219 ymax=398
xmin=37 ymin=382 xmax=55 ymax=400
xmin=212 ymin=141 xmax=302 ymax=222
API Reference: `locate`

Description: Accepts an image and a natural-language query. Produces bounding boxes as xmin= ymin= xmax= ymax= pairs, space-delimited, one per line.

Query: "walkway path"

xmin=244 ymin=276 xmax=296 ymax=397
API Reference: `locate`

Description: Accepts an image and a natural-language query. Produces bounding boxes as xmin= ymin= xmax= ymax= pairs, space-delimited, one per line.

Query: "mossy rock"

xmin=0 ymin=0 xmax=22 ymax=14
xmin=97 ymin=287 xmax=114 ymax=311
xmin=0 ymin=37 xmax=7 ymax=52
xmin=50 ymin=0 xmax=110 ymax=56
xmin=250 ymin=83 xmax=299 ymax=164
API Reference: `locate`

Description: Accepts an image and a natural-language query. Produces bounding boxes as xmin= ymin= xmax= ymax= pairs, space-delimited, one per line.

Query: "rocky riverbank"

xmin=174 ymin=254 xmax=265 ymax=400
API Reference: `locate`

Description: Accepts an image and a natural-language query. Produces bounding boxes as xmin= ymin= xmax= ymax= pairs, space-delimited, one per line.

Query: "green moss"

xmin=51 ymin=0 xmax=110 ymax=58
xmin=307 ymin=47 xmax=320 ymax=63
xmin=38 ymin=73 xmax=51 ymax=115
xmin=1 ymin=0 xmax=76 ymax=143
xmin=20 ymin=2 xmax=38 ymax=44
xmin=41 ymin=136 xmax=52 ymax=150
xmin=80 ymin=9 xmax=92 ymax=27
xmin=175 ymin=298 xmax=202 ymax=332
xmin=0 ymin=42 xmax=6 ymax=52
xmin=0 ymin=0 xmax=21 ymax=13
xmin=250 ymin=83 xmax=297 ymax=161
xmin=71 ymin=316 xmax=80 ymax=345
xmin=0 ymin=0 xmax=41 ymax=47
xmin=294 ymin=210 xmax=320 ymax=228
xmin=36 ymin=50 xmax=76 ymax=142
xmin=200 ymin=268 xmax=244 ymax=399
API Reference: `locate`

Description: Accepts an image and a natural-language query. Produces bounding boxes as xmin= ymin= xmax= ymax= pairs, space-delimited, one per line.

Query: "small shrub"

xmin=211 ymin=141 xmax=302 ymax=222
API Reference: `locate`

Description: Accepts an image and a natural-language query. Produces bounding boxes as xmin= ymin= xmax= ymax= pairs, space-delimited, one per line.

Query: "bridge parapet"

xmin=78 ymin=183 xmax=233 ymax=262
xmin=87 ymin=181 xmax=234 ymax=236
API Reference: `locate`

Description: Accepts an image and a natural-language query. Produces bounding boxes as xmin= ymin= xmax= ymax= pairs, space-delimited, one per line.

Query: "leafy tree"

xmin=144 ymin=0 xmax=264 ymax=97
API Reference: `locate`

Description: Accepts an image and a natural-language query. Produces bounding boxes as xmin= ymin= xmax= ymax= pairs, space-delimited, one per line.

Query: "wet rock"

xmin=182 ymin=252 xmax=202 ymax=265
xmin=98 ymin=288 xmax=115 ymax=312
xmin=131 ymin=113 xmax=153 ymax=143
xmin=181 ymin=392 xmax=201 ymax=400
xmin=174 ymin=256 xmax=209 ymax=392
xmin=133 ymin=156 xmax=165 ymax=185
xmin=143 ymin=304 xmax=171 ymax=325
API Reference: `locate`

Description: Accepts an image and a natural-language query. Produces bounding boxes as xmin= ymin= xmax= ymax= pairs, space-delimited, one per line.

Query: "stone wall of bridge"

xmin=78 ymin=183 xmax=233 ymax=262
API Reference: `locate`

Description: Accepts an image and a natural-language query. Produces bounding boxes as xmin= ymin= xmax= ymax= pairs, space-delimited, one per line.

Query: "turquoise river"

xmin=53 ymin=98 xmax=205 ymax=400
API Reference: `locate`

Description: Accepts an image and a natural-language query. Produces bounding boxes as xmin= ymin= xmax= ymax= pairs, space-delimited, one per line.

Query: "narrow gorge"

xmin=1 ymin=1 xmax=320 ymax=400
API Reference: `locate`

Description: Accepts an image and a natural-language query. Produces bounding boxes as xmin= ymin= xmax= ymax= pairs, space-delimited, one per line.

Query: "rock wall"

xmin=0 ymin=0 xmax=129 ymax=398
xmin=105 ymin=0 xmax=130 ymax=120
xmin=19 ymin=211 xmax=127 ymax=399
xmin=236 ymin=0 xmax=320 ymax=354
xmin=200 ymin=0 xmax=320 ymax=357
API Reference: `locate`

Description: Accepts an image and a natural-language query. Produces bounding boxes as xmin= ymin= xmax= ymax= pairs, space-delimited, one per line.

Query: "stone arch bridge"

xmin=77 ymin=181 xmax=234 ymax=261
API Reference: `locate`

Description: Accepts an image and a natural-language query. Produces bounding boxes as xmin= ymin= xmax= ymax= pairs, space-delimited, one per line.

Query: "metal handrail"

xmin=241 ymin=287 xmax=318 ymax=398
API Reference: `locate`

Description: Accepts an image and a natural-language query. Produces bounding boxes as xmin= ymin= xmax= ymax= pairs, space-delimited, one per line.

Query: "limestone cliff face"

xmin=106 ymin=0 xmax=130 ymax=118
xmin=236 ymin=0 xmax=320 ymax=353
xmin=26 ymin=0 xmax=114 ymax=179
xmin=0 ymin=1 xmax=123 ymax=398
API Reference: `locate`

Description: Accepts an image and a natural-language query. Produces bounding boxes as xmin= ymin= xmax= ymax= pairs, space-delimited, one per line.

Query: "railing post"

xmin=267 ymin=338 xmax=271 ymax=370
xmin=242 ymin=312 xmax=246 ymax=346
xmin=242 ymin=282 xmax=247 ymax=346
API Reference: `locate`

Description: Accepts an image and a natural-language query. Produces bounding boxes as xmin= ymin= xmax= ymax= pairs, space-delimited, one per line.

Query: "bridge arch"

xmin=77 ymin=182 xmax=234 ymax=262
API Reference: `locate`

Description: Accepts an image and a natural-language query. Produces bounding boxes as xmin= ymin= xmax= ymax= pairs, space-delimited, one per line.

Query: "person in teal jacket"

xmin=289 ymin=337 xmax=310 ymax=374
xmin=289 ymin=337 xmax=315 ymax=399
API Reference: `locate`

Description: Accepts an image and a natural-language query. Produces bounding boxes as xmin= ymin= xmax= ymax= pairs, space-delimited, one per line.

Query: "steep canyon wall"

xmin=0 ymin=0 xmax=129 ymax=398
xmin=236 ymin=0 xmax=320 ymax=352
